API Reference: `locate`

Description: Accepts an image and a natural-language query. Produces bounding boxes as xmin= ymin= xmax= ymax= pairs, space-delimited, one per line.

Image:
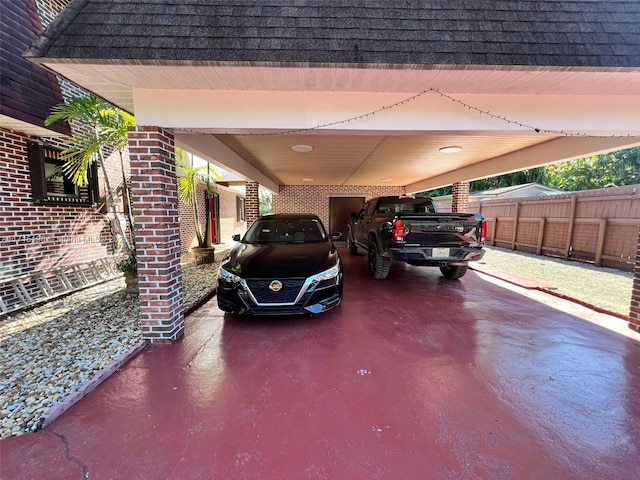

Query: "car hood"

xmin=225 ymin=242 xmax=339 ymax=279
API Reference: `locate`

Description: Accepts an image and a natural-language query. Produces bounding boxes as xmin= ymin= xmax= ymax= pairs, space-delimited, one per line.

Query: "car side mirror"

xmin=232 ymin=234 xmax=241 ymax=241
xmin=331 ymin=232 xmax=342 ymax=241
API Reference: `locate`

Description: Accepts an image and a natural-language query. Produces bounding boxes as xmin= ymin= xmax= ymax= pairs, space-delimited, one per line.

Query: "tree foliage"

xmin=259 ymin=187 xmax=273 ymax=216
xmin=176 ymin=148 xmax=221 ymax=247
xmin=419 ymin=147 xmax=639 ymax=196
xmin=471 ymin=167 xmax=547 ymax=192
xmin=544 ymin=147 xmax=639 ymax=191
xmin=45 ymin=94 xmax=136 ymax=258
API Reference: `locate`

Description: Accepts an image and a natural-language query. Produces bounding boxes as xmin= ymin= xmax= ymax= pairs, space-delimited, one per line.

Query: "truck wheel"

xmin=368 ymin=242 xmax=391 ymax=279
xmin=439 ymin=265 xmax=468 ymax=279
xmin=347 ymin=234 xmax=358 ymax=255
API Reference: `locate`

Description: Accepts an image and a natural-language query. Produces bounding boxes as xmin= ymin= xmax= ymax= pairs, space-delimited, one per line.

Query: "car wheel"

xmin=439 ymin=265 xmax=468 ymax=279
xmin=368 ymin=242 xmax=390 ymax=279
xmin=347 ymin=233 xmax=358 ymax=255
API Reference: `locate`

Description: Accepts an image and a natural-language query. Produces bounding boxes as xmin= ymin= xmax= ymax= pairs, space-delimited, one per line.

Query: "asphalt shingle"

xmin=26 ymin=0 xmax=640 ymax=67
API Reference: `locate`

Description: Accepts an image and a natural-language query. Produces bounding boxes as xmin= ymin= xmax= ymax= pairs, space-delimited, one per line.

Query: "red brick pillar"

xmin=129 ymin=126 xmax=184 ymax=343
xmin=629 ymin=228 xmax=640 ymax=331
xmin=245 ymin=181 xmax=260 ymax=226
xmin=451 ymin=181 xmax=470 ymax=213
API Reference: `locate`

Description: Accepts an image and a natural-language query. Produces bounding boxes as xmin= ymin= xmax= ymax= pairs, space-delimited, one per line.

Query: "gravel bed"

xmin=0 ymin=257 xmax=224 ymax=439
xmin=479 ymin=246 xmax=633 ymax=316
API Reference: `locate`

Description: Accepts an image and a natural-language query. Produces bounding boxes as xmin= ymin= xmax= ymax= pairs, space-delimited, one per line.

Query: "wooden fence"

xmin=465 ymin=184 xmax=639 ymax=271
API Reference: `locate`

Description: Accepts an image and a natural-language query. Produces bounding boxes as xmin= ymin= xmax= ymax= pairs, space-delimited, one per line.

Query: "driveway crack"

xmin=47 ymin=430 xmax=90 ymax=479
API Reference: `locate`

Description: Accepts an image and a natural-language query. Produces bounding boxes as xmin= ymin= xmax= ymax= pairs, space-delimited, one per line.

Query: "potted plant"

xmin=176 ymin=148 xmax=221 ymax=265
xmin=115 ymin=254 xmax=138 ymax=292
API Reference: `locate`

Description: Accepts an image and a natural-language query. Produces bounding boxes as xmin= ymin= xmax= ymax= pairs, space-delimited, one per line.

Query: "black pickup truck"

xmin=346 ymin=195 xmax=486 ymax=279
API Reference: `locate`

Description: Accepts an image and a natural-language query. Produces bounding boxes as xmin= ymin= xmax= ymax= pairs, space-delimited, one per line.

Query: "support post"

xmin=451 ymin=181 xmax=470 ymax=213
xmin=129 ymin=126 xmax=184 ymax=343
xmin=245 ymin=181 xmax=260 ymax=226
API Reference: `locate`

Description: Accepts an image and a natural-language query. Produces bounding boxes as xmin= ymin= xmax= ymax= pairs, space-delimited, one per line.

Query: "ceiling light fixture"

xmin=380 ymin=178 xmax=393 ymax=182
xmin=291 ymin=145 xmax=314 ymax=153
xmin=302 ymin=178 xmax=314 ymax=182
xmin=439 ymin=146 xmax=462 ymax=154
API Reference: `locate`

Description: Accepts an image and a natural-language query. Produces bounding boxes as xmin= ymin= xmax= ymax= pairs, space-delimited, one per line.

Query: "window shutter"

xmin=27 ymin=141 xmax=46 ymax=201
xmin=87 ymin=162 xmax=99 ymax=204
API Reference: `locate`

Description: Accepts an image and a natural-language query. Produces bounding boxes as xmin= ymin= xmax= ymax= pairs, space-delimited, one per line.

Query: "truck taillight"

xmin=482 ymin=220 xmax=487 ymax=242
xmin=392 ymin=219 xmax=404 ymax=241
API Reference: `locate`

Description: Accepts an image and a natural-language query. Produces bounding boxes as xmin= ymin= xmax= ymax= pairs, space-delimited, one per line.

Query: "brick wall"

xmin=273 ymin=185 xmax=405 ymax=228
xmin=451 ymin=181 xmax=470 ymax=213
xmin=0 ymin=128 xmax=114 ymax=280
xmin=630 ymin=230 xmax=640 ymax=331
xmin=129 ymin=126 xmax=184 ymax=342
xmin=245 ymin=181 xmax=260 ymax=225
xmin=178 ymin=182 xmax=207 ymax=252
xmin=216 ymin=186 xmax=246 ymax=243
xmin=179 ymin=183 xmax=246 ymax=254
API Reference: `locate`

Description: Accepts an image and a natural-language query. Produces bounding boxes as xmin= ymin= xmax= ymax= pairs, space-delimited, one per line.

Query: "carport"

xmin=2 ymin=250 xmax=639 ymax=479
xmin=6 ymin=4 xmax=638 ymax=475
xmin=24 ymin=1 xmax=640 ymax=340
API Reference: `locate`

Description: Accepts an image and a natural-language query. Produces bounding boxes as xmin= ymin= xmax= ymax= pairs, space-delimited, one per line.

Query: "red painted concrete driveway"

xmin=2 ymin=247 xmax=639 ymax=480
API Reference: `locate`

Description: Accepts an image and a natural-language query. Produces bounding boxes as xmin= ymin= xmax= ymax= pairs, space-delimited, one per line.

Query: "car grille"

xmin=245 ymin=278 xmax=306 ymax=304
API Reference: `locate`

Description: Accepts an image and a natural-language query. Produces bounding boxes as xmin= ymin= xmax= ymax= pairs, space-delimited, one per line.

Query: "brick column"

xmin=629 ymin=228 xmax=640 ymax=331
xmin=129 ymin=126 xmax=184 ymax=343
xmin=451 ymin=181 xmax=470 ymax=213
xmin=245 ymin=181 xmax=260 ymax=226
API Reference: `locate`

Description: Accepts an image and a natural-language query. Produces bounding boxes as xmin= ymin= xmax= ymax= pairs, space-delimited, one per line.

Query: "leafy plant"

xmin=45 ymin=94 xmax=136 ymax=257
xmin=176 ymin=148 xmax=221 ymax=247
xmin=259 ymin=187 xmax=273 ymax=216
xmin=115 ymin=254 xmax=137 ymax=274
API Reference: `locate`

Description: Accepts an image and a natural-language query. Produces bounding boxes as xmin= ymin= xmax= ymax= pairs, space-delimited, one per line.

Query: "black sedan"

xmin=217 ymin=214 xmax=343 ymax=316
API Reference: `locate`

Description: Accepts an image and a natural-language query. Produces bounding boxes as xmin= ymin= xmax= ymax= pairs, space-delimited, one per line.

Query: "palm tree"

xmin=176 ymin=148 xmax=221 ymax=248
xmin=45 ymin=95 xmax=136 ymax=258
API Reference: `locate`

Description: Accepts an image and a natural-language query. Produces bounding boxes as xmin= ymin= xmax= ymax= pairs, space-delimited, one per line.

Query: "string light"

xmin=241 ymin=88 xmax=634 ymax=139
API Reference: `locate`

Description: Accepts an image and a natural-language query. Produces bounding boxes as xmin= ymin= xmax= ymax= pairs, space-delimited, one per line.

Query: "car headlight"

xmin=219 ymin=264 xmax=242 ymax=284
xmin=311 ymin=264 xmax=340 ymax=282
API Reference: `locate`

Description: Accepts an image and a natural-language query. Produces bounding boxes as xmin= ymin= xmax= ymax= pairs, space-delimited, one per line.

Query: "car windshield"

xmin=243 ymin=217 xmax=327 ymax=244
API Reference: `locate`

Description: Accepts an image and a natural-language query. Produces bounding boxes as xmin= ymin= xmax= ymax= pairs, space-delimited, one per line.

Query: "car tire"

xmin=368 ymin=242 xmax=391 ymax=279
xmin=439 ymin=265 xmax=468 ymax=279
xmin=347 ymin=233 xmax=358 ymax=255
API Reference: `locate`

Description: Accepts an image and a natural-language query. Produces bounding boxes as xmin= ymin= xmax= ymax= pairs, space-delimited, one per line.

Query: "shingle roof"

xmin=2 ymin=0 xmax=69 ymax=134
xmin=27 ymin=0 xmax=640 ymax=68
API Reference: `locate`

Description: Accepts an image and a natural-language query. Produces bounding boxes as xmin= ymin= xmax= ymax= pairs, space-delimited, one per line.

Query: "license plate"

xmin=432 ymin=248 xmax=450 ymax=258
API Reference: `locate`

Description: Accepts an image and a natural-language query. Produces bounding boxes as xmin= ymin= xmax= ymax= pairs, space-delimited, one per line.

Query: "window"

xmin=27 ymin=141 xmax=98 ymax=205
xmin=236 ymin=196 xmax=245 ymax=221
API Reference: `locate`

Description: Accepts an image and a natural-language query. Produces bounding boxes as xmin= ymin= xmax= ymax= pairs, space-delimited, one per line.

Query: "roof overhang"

xmin=27 ymin=61 xmax=640 ymax=192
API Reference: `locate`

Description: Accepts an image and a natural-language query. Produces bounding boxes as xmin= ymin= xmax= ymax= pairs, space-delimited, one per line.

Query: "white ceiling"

xmin=40 ymin=62 xmax=640 ymax=193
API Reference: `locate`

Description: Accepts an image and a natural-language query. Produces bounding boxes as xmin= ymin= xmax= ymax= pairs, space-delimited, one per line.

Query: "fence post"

xmin=511 ymin=200 xmax=520 ymax=250
xmin=564 ymin=195 xmax=578 ymax=260
xmin=595 ymin=219 xmax=607 ymax=266
xmin=490 ymin=218 xmax=497 ymax=246
xmin=536 ymin=217 xmax=546 ymax=255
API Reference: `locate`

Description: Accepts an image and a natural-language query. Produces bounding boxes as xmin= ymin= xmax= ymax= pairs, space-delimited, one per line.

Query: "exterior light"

xmin=439 ymin=146 xmax=462 ymax=154
xmin=291 ymin=145 xmax=314 ymax=153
